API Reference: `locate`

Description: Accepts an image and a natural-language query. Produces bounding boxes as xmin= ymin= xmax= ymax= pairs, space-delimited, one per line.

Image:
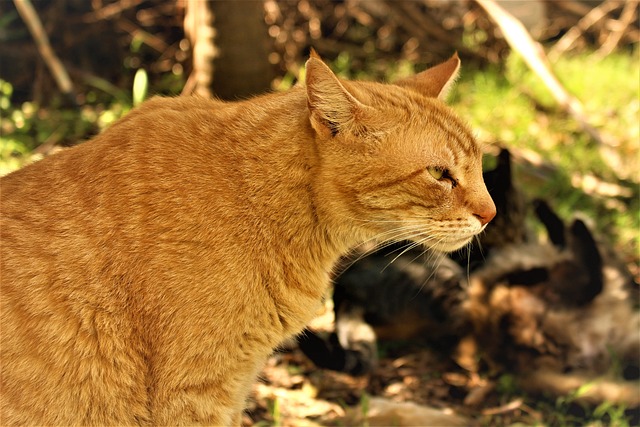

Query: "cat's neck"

xmin=217 ymin=90 xmax=359 ymax=304
xmin=240 ymin=92 xmax=354 ymax=259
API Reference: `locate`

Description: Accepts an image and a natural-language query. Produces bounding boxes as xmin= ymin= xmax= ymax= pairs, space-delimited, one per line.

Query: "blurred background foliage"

xmin=0 ymin=0 xmax=638 ymax=424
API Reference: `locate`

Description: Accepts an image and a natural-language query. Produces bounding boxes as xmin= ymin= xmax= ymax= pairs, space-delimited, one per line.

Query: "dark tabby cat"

xmin=298 ymin=148 xmax=521 ymax=375
xmin=299 ymin=252 xmax=468 ymax=375
xmin=467 ymin=198 xmax=639 ymax=377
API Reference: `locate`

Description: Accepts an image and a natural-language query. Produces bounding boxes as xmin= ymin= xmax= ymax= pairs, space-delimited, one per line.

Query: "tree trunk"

xmin=210 ymin=0 xmax=275 ymax=100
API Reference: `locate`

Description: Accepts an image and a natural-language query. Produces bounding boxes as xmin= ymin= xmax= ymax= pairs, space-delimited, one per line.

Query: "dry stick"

xmin=555 ymin=0 xmax=598 ymax=17
xmin=394 ymin=2 xmax=455 ymax=45
xmin=13 ymin=0 xmax=74 ymax=97
xmin=391 ymin=1 xmax=475 ymax=58
xmin=475 ymin=0 xmax=607 ymax=146
xmin=518 ymin=369 xmax=640 ymax=407
xmin=182 ymin=0 xmax=215 ymax=98
xmin=548 ymin=0 xmax=622 ymax=61
xmin=481 ymin=399 xmax=524 ymax=416
xmin=116 ymin=19 xmax=168 ymax=52
xmin=82 ymin=0 xmax=144 ymax=23
xmin=598 ymin=0 xmax=639 ymax=57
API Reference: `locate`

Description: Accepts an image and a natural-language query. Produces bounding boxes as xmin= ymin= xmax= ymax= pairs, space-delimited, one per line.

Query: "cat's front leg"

xmin=152 ymin=393 xmax=239 ymax=426
xmin=149 ymin=348 xmax=264 ymax=426
xmin=230 ymin=411 xmax=243 ymax=426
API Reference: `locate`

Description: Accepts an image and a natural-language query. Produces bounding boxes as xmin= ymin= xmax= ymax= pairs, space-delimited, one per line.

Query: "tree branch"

xmin=475 ymin=0 xmax=607 ymax=146
xmin=13 ymin=0 xmax=74 ymax=98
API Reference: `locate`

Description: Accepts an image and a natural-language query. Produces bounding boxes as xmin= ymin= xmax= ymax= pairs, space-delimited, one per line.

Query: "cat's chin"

xmin=428 ymin=236 xmax=474 ymax=253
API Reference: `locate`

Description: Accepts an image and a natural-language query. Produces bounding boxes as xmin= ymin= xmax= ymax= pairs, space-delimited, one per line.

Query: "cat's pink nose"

xmin=473 ymin=201 xmax=496 ymax=226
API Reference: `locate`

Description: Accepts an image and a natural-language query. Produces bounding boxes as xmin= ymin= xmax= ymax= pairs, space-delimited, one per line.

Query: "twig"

xmin=475 ymin=0 xmax=607 ymax=146
xmin=393 ymin=2 xmax=456 ymax=46
xmin=116 ymin=18 xmax=168 ymax=52
xmin=481 ymin=398 xmax=524 ymax=416
xmin=180 ymin=71 xmax=197 ymax=96
xmin=554 ymin=0 xmax=601 ymax=17
xmin=13 ymin=0 xmax=74 ymax=97
xmin=402 ymin=2 xmax=477 ymax=58
xmin=183 ymin=0 xmax=215 ymax=98
xmin=548 ymin=0 xmax=622 ymax=60
xmin=597 ymin=0 xmax=639 ymax=57
xmin=518 ymin=369 xmax=640 ymax=407
xmin=32 ymin=126 xmax=66 ymax=155
xmin=311 ymin=38 xmax=378 ymax=59
xmin=82 ymin=0 xmax=144 ymax=23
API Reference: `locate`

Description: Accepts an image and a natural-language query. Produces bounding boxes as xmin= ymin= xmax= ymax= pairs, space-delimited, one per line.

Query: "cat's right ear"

xmin=565 ymin=219 xmax=603 ymax=305
xmin=305 ymin=53 xmax=370 ymax=138
xmin=396 ymin=53 xmax=461 ymax=100
xmin=533 ymin=199 xmax=566 ymax=249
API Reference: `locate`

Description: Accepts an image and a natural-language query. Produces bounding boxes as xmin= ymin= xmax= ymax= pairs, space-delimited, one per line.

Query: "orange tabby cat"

xmin=0 ymin=52 xmax=495 ymax=425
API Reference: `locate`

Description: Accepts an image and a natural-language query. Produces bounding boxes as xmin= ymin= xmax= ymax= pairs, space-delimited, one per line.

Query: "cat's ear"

xmin=396 ymin=53 xmax=460 ymax=100
xmin=533 ymin=199 xmax=566 ymax=249
xmin=566 ymin=219 xmax=603 ymax=304
xmin=305 ymin=51 xmax=371 ymax=138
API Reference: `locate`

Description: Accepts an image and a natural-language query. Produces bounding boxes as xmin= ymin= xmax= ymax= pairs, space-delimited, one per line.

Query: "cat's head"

xmin=305 ymin=52 xmax=495 ymax=252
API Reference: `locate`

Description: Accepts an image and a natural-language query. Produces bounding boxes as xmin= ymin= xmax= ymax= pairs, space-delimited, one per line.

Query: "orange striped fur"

xmin=0 ymin=53 xmax=494 ymax=425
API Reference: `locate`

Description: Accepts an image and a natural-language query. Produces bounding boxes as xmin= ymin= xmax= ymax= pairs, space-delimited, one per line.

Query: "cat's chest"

xmin=263 ymin=260 xmax=333 ymax=338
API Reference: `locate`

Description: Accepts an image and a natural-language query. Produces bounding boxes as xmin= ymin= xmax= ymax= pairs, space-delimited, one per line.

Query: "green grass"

xmin=451 ymin=50 xmax=639 ymax=262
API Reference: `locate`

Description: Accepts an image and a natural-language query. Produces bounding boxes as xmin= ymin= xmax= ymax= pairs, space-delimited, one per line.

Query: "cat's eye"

xmin=427 ymin=166 xmax=445 ymax=181
xmin=427 ymin=166 xmax=457 ymax=188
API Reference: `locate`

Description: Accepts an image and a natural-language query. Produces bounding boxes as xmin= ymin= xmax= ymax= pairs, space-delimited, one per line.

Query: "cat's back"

xmin=1 ymin=95 xmax=261 ymax=223
xmin=0 ymin=95 xmax=283 ymax=425
xmin=2 ymin=96 xmax=224 ymax=196
xmin=1 ymin=93 xmax=293 ymax=300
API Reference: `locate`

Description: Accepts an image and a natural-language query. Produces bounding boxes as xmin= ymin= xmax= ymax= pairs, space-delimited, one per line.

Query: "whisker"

xmin=409 ymin=247 xmax=449 ymax=300
xmin=335 ymin=222 xmax=451 ymax=276
xmin=356 ymin=226 xmax=440 ymax=252
xmin=380 ymin=241 xmax=420 ymax=271
xmin=465 ymin=240 xmax=472 ymax=285
xmin=476 ymin=233 xmax=487 ymax=263
xmin=336 ymin=244 xmax=385 ymax=274
xmin=330 ymin=212 xmax=485 ymax=284
xmin=362 ymin=226 xmax=451 ymax=272
xmin=381 ymin=231 xmax=443 ymax=269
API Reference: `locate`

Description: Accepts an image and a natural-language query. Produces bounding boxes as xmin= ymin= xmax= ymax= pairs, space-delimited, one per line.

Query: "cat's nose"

xmin=473 ymin=200 xmax=496 ymax=226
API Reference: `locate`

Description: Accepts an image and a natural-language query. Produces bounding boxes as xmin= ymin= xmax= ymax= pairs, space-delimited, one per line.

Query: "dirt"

xmin=241 ymin=303 xmax=534 ymax=427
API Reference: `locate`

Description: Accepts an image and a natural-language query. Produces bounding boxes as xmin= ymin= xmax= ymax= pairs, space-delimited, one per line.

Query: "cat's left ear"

xmin=305 ymin=51 xmax=373 ymax=138
xmin=396 ymin=53 xmax=460 ymax=100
